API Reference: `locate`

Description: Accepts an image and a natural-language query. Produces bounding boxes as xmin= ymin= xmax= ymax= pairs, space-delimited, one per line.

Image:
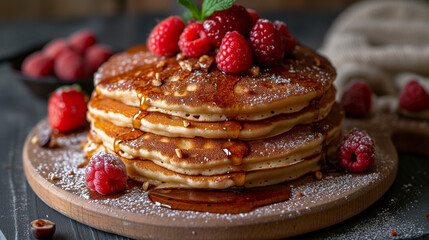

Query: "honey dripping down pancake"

xmin=84 ymin=20 xmax=341 ymax=213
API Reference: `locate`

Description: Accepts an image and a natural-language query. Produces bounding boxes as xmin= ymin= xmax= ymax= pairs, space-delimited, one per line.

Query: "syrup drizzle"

xmin=223 ymin=121 xmax=242 ymax=139
xmin=113 ymin=129 xmax=143 ymax=153
xmin=222 ymin=140 xmax=249 ymax=166
xmin=148 ymin=183 xmax=290 ymax=214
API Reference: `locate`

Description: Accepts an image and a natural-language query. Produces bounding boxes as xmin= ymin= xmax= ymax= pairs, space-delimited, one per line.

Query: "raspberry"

xmin=273 ymin=21 xmax=297 ymax=55
xmin=68 ymin=30 xmax=97 ymax=54
xmin=54 ymin=49 xmax=88 ymax=81
xmin=246 ymin=9 xmax=260 ymax=25
xmin=43 ymin=39 xmax=71 ymax=59
xmin=337 ymin=128 xmax=375 ymax=173
xmin=85 ymin=152 xmax=127 ymax=195
xmin=249 ymin=19 xmax=284 ymax=65
xmin=216 ymin=31 xmax=252 ymax=73
xmin=179 ymin=23 xmax=212 ymax=57
xmin=85 ymin=44 xmax=114 ymax=73
xmin=203 ymin=4 xmax=253 ymax=47
xmin=398 ymin=80 xmax=429 ymax=112
xmin=148 ymin=16 xmax=185 ymax=57
xmin=340 ymin=80 xmax=372 ymax=117
xmin=22 ymin=52 xmax=54 ymax=78
xmin=48 ymin=86 xmax=87 ymax=133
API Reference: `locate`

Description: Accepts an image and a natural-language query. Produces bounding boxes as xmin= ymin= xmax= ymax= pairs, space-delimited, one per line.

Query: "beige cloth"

xmin=320 ymin=0 xmax=429 ymax=115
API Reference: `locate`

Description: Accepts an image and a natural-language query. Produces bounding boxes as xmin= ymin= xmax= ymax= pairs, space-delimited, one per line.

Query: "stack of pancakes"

xmin=85 ymin=44 xmax=344 ymax=189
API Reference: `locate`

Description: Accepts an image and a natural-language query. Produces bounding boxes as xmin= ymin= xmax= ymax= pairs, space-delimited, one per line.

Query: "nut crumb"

xmin=193 ymin=63 xmax=200 ymax=70
xmin=175 ymin=148 xmax=183 ymax=158
xmin=250 ymin=66 xmax=260 ymax=77
xmin=142 ymin=182 xmax=150 ymax=191
xmin=50 ymin=139 xmax=59 ymax=148
xmin=314 ymin=171 xmax=323 ymax=180
xmin=179 ymin=61 xmax=192 ymax=72
xmin=50 ymin=173 xmax=57 ymax=181
xmin=68 ymin=171 xmax=75 ymax=176
xmin=176 ymin=53 xmax=184 ymax=61
xmin=155 ymin=72 xmax=160 ymax=80
xmin=297 ymin=192 xmax=303 ymax=197
xmin=152 ymin=79 xmax=163 ymax=87
xmin=32 ymin=136 xmax=39 ymax=144
xmin=314 ymin=57 xmax=322 ymax=67
xmin=390 ymin=230 xmax=397 ymax=236
xmin=157 ymin=60 xmax=166 ymax=68
xmin=183 ymin=120 xmax=191 ymax=127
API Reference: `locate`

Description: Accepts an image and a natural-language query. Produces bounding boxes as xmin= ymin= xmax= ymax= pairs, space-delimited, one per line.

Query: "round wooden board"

xmin=23 ymin=114 xmax=418 ymax=240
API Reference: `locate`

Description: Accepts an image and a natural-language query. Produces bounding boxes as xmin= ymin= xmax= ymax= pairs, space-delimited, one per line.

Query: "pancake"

xmin=86 ymin=103 xmax=344 ymax=176
xmin=94 ymin=44 xmax=336 ymax=121
xmin=88 ymin=86 xmax=336 ymax=139
xmin=88 ymin=137 xmax=340 ymax=189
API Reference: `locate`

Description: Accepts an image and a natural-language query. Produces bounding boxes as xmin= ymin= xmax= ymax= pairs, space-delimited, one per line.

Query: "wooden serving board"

xmin=23 ymin=113 xmax=429 ymax=240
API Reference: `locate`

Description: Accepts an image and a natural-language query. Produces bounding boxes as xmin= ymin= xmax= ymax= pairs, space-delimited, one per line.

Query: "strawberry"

xmin=48 ymin=86 xmax=88 ymax=133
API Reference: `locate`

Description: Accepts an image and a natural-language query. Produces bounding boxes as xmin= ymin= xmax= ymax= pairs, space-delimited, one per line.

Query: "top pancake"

xmin=94 ymin=44 xmax=336 ymax=121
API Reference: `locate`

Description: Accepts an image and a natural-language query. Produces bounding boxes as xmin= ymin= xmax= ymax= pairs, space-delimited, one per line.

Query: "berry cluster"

xmin=147 ymin=4 xmax=296 ymax=73
xmin=22 ymin=30 xmax=113 ymax=81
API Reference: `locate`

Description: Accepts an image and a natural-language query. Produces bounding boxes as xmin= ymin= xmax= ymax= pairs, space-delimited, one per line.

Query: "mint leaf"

xmin=201 ymin=0 xmax=235 ymax=20
xmin=178 ymin=0 xmax=202 ymax=21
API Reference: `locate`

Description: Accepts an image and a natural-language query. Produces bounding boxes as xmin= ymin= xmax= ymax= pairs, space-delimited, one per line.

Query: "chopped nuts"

xmin=68 ymin=171 xmax=75 ymax=176
xmin=142 ymin=181 xmax=150 ymax=191
xmin=176 ymin=53 xmax=184 ymax=61
xmin=152 ymin=79 xmax=163 ymax=87
xmin=156 ymin=60 xmax=166 ymax=68
xmin=175 ymin=148 xmax=183 ymax=158
xmin=250 ymin=66 xmax=260 ymax=77
xmin=183 ymin=120 xmax=191 ymax=127
xmin=32 ymin=136 xmax=39 ymax=144
xmin=314 ymin=171 xmax=323 ymax=180
xmin=199 ymin=54 xmax=211 ymax=63
xmin=193 ymin=63 xmax=200 ymax=70
xmin=155 ymin=72 xmax=160 ymax=80
xmin=50 ymin=173 xmax=57 ymax=181
xmin=179 ymin=61 xmax=192 ymax=72
xmin=297 ymin=192 xmax=303 ymax=197
xmin=390 ymin=230 xmax=397 ymax=236
xmin=314 ymin=57 xmax=322 ymax=67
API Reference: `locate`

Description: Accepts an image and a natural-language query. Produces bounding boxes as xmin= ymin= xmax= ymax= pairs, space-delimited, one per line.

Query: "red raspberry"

xmin=247 ymin=9 xmax=260 ymax=26
xmin=398 ymin=80 xmax=429 ymax=112
xmin=203 ymin=4 xmax=253 ymax=47
xmin=68 ymin=30 xmax=97 ymax=54
xmin=340 ymin=80 xmax=373 ymax=117
xmin=54 ymin=49 xmax=88 ymax=81
xmin=43 ymin=39 xmax=71 ymax=59
xmin=85 ymin=44 xmax=114 ymax=73
xmin=147 ymin=16 xmax=185 ymax=57
xmin=85 ymin=152 xmax=127 ymax=195
xmin=179 ymin=23 xmax=212 ymax=57
xmin=48 ymin=86 xmax=87 ymax=133
xmin=249 ymin=19 xmax=284 ymax=65
xmin=22 ymin=52 xmax=54 ymax=78
xmin=273 ymin=21 xmax=297 ymax=55
xmin=337 ymin=128 xmax=375 ymax=173
xmin=216 ymin=31 xmax=252 ymax=73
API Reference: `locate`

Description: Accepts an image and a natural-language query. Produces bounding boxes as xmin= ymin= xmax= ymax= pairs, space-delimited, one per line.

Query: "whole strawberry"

xmin=48 ymin=86 xmax=87 ymax=133
xmin=203 ymin=4 xmax=253 ymax=47
xmin=249 ymin=19 xmax=284 ymax=65
xmin=147 ymin=16 xmax=185 ymax=57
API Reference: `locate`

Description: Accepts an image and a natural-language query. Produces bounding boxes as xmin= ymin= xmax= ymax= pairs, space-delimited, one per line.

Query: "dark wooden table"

xmin=1 ymin=11 xmax=428 ymax=240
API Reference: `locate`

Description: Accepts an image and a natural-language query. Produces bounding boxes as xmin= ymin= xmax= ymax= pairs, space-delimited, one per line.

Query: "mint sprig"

xmin=178 ymin=0 xmax=235 ymax=22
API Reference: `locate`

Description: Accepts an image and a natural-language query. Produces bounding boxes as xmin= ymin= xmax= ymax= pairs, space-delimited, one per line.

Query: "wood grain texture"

xmin=22 ymin=115 xmax=401 ymax=240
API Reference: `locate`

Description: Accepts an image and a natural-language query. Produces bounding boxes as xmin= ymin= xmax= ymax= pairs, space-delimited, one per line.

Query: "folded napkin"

xmin=320 ymin=0 xmax=429 ymax=114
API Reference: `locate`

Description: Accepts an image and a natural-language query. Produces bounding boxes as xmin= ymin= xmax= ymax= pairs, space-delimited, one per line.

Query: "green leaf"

xmin=178 ymin=0 xmax=202 ymax=21
xmin=201 ymin=0 xmax=235 ymax=20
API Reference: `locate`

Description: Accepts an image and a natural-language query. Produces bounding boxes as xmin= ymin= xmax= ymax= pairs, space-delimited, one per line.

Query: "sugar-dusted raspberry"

xmin=203 ymin=4 xmax=253 ymax=47
xmin=43 ymin=39 xmax=71 ymax=59
xmin=273 ymin=20 xmax=296 ymax=55
xmin=85 ymin=44 xmax=114 ymax=73
xmin=22 ymin=52 xmax=54 ymax=78
xmin=249 ymin=19 xmax=284 ymax=65
xmin=54 ymin=49 xmax=88 ymax=81
xmin=48 ymin=86 xmax=87 ymax=133
xmin=148 ymin=16 xmax=185 ymax=57
xmin=85 ymin=151 xmax=127 ymax=195
xmin=68 ymin=30 xmax=97 ymax=54
xmin=337 ymin=128 xmax=375 ymax=173
xmin=179 ymin=22 xmax=211 ymax=57
xmin=340 ymin=79 xmax=372 ymax=117
xmin=247 ymin=9 xmax=260 ymax=25
xmin=399 ymin=80 xmax=429 ymax=112
xmin=216 ymin=31 xmax=252 ymax=73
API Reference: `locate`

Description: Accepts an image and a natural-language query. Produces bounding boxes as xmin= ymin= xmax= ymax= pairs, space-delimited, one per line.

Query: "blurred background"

xmin=0 ymin=0 xmax=360 ymax=20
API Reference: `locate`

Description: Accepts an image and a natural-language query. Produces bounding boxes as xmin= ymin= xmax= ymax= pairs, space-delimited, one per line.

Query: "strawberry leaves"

xmin=178 ymin=0 xmax=235 ymax=22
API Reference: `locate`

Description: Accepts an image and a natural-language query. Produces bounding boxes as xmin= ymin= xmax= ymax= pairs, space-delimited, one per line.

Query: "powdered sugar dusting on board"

xmin=27 ymin=120 xmax=396 ymax=228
